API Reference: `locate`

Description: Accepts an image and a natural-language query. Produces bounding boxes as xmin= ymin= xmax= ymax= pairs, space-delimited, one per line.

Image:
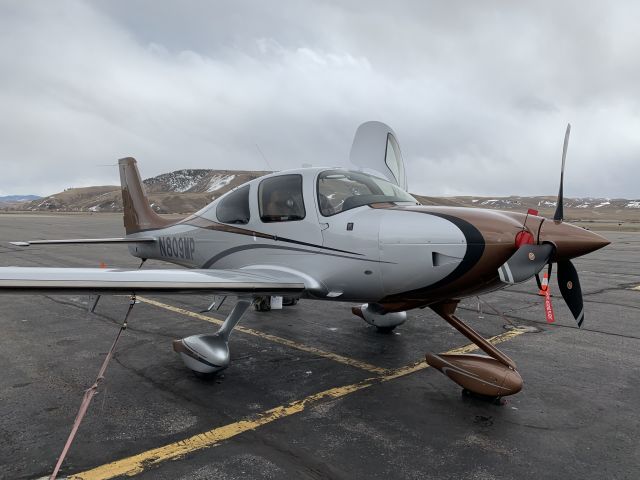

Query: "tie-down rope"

xmin=49 ymin=294 xmax=136 ymax=480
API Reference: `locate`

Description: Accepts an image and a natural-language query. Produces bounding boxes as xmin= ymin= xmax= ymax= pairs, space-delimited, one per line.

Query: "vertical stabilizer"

xmin=118 ymin=157 xmax=174 ymax=234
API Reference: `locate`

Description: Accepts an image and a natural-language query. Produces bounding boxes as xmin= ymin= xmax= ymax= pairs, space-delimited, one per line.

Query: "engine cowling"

xmin=352 ymin=303 xmax=407 ymax=328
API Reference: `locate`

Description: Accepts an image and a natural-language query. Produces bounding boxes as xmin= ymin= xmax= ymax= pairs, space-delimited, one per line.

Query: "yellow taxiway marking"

xmin=69 ymin=328 xmax=525 ymax=480
xmin=137 ymin=296 xmax=388 ymax=375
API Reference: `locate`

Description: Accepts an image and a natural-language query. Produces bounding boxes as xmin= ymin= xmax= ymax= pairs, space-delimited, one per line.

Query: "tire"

xmin=376 ymin=325 xmax=397 ymax=333
xmin=253 ymin=297 xmax=271 ymax=312
xmin=193 ymin=370 xmax=220 ymax=380
xmin=282 ymin=297 xmax=299 ymax=306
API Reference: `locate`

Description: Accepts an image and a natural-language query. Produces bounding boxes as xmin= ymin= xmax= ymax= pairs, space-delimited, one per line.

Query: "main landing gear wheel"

xmin=193 ymin=370 xmax=221 ymax=380
xmin=253 ymin=296 xmax=298 ymax=311
xmin=376 ymin=325 xmax=397 ymax=334
xmin=254 ymin=296 xmax=271 ymax=312
xmin=173 ymin=298 xmax=253 ymax=376
xmin=352 ymin=304 xmax=407 ymax=331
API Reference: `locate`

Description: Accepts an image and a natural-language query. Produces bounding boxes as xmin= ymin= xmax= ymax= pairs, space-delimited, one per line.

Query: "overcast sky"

xmin=1 ymin=1 xmax=638 ymax=198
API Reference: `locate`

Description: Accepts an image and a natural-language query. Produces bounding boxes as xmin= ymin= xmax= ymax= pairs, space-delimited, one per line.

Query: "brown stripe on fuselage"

xmin=181 ymin=215 xmax=274 ymax=240
xmin=180 ymin=215 xmax=364 ymax=256
xmin=376 ymin=206 xmax=544 ymax=311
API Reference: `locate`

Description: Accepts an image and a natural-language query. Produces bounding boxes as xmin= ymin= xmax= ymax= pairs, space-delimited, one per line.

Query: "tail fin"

xmin=119 ymin=157 xmax=174 ymax=234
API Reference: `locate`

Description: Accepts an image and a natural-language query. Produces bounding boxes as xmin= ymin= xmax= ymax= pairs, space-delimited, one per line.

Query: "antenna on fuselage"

xmin=255 ymin=143 xmax=273 ymax=172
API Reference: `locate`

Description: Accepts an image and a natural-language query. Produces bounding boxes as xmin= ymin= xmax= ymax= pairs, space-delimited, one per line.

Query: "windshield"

xmin=317 ymin=170 xmax=416 ymax=217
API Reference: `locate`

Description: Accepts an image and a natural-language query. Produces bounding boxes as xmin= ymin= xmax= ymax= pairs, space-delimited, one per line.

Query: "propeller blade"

xmin=557 ymin=260 xmax=584 ymax=327
xmin=535 ymin=272 xmax=543 ymax=291
xmin=553 ymin=123 xmax=571 ymax=222
xmin=498 ymin=243 xmax=554 ymax=284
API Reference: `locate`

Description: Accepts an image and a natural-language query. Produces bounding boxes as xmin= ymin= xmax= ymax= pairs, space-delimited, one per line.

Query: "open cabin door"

xmin=349 ymin=121 xmax=408 ymax=191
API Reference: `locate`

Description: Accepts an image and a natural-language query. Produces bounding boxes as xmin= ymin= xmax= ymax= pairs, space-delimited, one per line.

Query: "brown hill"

xmin=14 ymin=170 xmax=270 ymax=214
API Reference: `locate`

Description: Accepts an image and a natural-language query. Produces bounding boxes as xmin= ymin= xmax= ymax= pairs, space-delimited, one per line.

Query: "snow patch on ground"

xmin=207 ymin=175 xmax=236 ymax=192
xmin=145 ymin=169 xmax=212 ymax=192
xmin=480 ymin=198 xmax=520 ymax=207
xmin=174 ymin=178 xmax=200 ymax=192
xmin=626 ymin=201 xmax=640 ymax=208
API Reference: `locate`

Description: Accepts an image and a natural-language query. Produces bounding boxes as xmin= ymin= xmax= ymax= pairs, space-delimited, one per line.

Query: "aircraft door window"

xmin=385 ymin=133 xmax=405 ymax=186
xmin=259 ymin=174 xmax=306 ymax=222
xmin=216 ymin=185 xmax=250 ymax=224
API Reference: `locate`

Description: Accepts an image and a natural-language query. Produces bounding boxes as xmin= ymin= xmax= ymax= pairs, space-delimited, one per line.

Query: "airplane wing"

xmin=0 ymin=267 xmax=305 ymax=296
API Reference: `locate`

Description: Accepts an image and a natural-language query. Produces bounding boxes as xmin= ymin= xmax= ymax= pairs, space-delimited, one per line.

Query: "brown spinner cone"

xmin=539 ymin=221 xmax=610 ymax=261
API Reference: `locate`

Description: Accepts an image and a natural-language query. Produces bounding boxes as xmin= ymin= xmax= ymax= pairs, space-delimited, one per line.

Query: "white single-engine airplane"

xmin=0 ymin=122 xmax=609 ymax=398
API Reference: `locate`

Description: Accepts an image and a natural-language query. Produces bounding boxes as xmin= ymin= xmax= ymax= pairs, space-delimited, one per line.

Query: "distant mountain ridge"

xmin=3 ymin=170 xmax=638 ymax=223
xmin=412 ymin=195 xmax=640 ymax=211
xmin=0 ymin=194 xmax=41 ymax=204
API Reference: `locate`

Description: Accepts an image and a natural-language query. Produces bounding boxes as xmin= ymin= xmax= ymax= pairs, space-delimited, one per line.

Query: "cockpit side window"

xmin=317 ymin=170 xmax=416 ymax=217
xmin=259 ymin=174 xmax=306 ymax=222
xmin=216 ymin=185 xmax=250 ymax=225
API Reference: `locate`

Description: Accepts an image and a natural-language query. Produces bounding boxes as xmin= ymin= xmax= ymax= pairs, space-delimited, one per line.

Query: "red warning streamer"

xmin=544 ymin=288 xmax=555 ymax=323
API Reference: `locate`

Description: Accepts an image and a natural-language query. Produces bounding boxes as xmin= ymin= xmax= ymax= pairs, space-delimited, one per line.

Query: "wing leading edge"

xmin=0 ymin=267 xmax=305 ymax=296
xmin=9 ymin=237 xmax=156 ymax=247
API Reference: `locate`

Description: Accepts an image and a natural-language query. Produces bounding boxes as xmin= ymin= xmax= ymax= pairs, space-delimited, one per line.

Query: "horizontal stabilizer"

xmin=9 ymin=237 xmax=156 ymax=247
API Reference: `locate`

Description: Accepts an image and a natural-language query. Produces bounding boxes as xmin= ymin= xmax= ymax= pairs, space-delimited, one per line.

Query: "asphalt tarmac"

xmin=0 ymin=213 xmax=638 ymax=480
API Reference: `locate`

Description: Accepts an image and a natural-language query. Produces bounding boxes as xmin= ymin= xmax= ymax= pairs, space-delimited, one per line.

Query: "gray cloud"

xmin=1 ymin=0 xmax=638 ymax=197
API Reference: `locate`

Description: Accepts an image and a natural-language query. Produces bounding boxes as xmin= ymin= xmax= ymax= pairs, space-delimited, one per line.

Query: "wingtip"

xmin=9 ymin=241 xmax=30 ymax=247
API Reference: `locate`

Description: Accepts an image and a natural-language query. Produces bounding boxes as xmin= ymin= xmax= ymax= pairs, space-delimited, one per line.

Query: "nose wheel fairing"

xmin=426 ymin=353 xmax=523 ymax=397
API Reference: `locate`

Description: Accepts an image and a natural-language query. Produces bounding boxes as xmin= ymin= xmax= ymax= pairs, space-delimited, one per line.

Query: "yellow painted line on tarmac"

xmin=68 ymin=328 xmax=525 ymax=480
xmin=137 ymin=296 xmax=388 ymax=375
